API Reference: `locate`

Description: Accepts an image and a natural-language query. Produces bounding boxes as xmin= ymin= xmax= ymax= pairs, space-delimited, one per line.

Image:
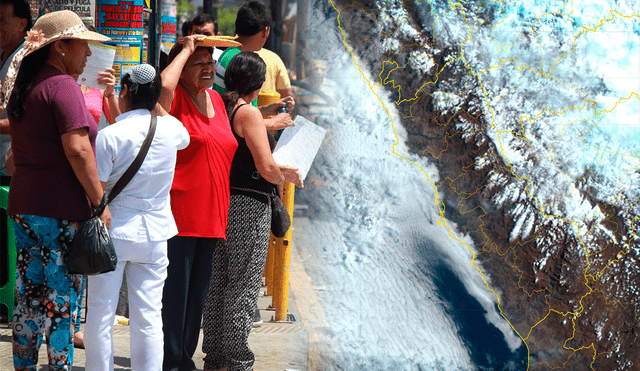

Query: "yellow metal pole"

xmin=264 ymin=235 xmax=276 ymax=296
xmin=273 ymin=182 xmax=295 ymax=321
xmin=257 ymin=90 xmax=281 ymax=298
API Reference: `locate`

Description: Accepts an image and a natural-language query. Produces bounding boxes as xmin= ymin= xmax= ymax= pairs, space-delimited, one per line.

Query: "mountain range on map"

xmin=295 ymin=0 xmax=640 ymax=370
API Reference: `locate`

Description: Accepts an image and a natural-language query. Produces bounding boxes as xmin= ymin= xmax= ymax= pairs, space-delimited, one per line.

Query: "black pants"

xmin=162 ymin=236 xmax=217 ymax=371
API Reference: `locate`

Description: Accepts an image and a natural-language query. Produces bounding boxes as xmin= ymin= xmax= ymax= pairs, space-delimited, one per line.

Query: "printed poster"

xmin=96 ymin=0 xmax=144 ymax=89
xmin=44 ymin=0 xmax=95 ymax=19
xmin=27 ymin=0 xmax=94 ymax=22
xmin=161 ymin=0 xmax=177 ymax=53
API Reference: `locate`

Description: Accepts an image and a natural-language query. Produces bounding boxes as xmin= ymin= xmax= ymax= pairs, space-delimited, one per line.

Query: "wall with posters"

xmin=96 ymin=0 xmax=144 ymax=88
xmin=27 ymin=0 xmax=176 ymax=74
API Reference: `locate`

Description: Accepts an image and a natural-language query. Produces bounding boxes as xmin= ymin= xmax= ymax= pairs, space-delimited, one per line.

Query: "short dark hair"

xmin=181 ymin=20 xmax=192 ymax=37
xmin=0 ymin=0 xmax=33 ymax=33
xmin=191 ymin=13 xmax=217 ymax=34
xmin=235 ymin=1 xmax=271 ymax=37
xmin=120 ymin=67 xmax=162 ymax=111
xmin=167 ymin=41 xmax=213 ymax=65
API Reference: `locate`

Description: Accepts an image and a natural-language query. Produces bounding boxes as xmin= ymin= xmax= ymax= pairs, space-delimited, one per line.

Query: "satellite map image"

xmin=296 ymin=0 xmax=640 ymax=369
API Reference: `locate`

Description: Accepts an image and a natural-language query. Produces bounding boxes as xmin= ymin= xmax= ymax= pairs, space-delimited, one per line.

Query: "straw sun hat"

xmin=22 ymin=10 xmax=110 ymax=56
xmin=0 ymin=10 xmax=111 ymax=109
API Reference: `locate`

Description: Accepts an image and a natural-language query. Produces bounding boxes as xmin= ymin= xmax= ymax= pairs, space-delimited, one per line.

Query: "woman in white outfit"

xmin=84 ymin=64 xmax=190 ymax=371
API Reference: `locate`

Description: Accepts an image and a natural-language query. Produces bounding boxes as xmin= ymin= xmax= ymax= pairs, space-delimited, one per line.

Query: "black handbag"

xmin=230 ymin=187 xmax=292 ymax=238
xmin=66 ymin=202 xmax=116 ymax=275
xmin=270 ymin=192 xmax=291 ymax=238
xmin=67 ymin=115 xmax=157 ymax=275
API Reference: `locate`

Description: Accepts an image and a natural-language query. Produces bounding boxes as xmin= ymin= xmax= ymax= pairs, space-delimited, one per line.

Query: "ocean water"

xmin=286 ymin=0 xmax=640 ymax=369
xmin=291 ymin=5 xmax=527 ymax=369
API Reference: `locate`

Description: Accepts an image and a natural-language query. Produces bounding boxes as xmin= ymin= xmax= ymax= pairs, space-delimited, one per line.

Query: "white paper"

xmin=77 ymin=43 xmax=117 ymax=90
xmin=272 ymin=116 xmax=327 ymax=181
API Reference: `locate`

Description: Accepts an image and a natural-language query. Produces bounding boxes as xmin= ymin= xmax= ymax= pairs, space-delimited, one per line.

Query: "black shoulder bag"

xmin=67 ymin=115 xmax=158 ymax=275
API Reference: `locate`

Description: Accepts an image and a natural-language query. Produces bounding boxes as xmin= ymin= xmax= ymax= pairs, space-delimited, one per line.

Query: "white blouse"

xmin=96 ymin=109 xmax=190 ymax=242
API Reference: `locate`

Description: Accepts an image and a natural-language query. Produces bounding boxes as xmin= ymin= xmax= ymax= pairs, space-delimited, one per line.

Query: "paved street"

xmin=0 ymin=244 xmax=315 ymax=371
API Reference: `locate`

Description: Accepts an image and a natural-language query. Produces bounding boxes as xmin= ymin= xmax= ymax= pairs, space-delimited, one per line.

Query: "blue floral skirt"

xmin=11 ymin=214 xmax=83 ymax=371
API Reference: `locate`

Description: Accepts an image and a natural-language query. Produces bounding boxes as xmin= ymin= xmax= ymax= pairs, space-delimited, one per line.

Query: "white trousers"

xmin=84 ymin=238 xmax=169 ymax=371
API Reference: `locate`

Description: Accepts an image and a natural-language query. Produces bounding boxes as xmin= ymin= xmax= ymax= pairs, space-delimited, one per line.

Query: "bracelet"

xmin=92 ymin=193 xmax=108 ymax=216
xmin=276 ymin=173 xmax=285 ymax=186
xmin=104 ymin=91 xmax=114 ymax=98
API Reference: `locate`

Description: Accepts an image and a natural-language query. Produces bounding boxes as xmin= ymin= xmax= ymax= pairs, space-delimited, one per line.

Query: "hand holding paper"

xmin=280 ymin=165 xmax=304 ymax=188
xmin=77 ymin=43 xmax=117 ymax=90
xmin=97 ymin=68 xmax=117 ymax=97
xmin=272 ymin=116 xmax=327 ymax=181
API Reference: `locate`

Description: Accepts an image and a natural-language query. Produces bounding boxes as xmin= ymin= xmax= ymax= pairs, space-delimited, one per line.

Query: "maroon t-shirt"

xmin=8 ymin=65 xmax=98 ymax=221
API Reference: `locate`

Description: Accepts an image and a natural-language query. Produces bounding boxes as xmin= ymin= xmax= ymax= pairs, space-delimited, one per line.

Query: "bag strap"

xmin=230 ymin=186 xmax=275 ymax=206
xmin=107 ymin=114 xmax=157 ymax=204
xmin=230 ymin=186 xmax=273 ymax=198
xmin=229 ymin=103 xmax=248 ymax=125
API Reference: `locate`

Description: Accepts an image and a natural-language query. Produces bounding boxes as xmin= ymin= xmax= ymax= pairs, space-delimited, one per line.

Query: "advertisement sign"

xmin=27 ymin=0 xmax=96 ymax=24
xmin=96 ymin=0 xmax=144 ymax=88
xmin=44 ymin=0 xmax=94 ymax=19
xmin=161 ymin=0 xmax=177 ymax=53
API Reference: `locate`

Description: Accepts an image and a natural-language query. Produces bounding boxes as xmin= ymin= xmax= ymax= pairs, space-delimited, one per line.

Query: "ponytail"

xmin=222 ymin=51 xmax=266 ymax=121
xmin=222 ymin=91 xmax=240 ymax=121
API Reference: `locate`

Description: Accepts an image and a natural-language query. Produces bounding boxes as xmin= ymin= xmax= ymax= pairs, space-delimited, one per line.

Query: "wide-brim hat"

xmin=0 ymin=10 xmax=111 ymax=110
xmin=24 ymin=10 xmax=111 ymax=57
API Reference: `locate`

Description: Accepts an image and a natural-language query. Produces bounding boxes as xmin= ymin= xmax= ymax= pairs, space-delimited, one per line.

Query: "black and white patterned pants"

xmin=202 ymin=193 xmax=271 ymax=371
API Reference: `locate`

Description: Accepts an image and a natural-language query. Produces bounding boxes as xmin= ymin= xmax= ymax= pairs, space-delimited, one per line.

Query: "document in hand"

xmin=272 ymin=115 xmax=327 ymax=181
xmin=77 ymin=43 xmax=117 ymax=90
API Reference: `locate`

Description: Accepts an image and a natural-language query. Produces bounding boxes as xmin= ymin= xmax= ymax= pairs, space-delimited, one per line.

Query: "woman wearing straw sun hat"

xmin=2 ymin=10 xmax=111 ymax=370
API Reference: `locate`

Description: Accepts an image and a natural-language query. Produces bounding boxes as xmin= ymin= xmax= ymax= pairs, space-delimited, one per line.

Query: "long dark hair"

xmin=222 ymin=51 xmax=266 ymax=119
xmin=7 ymin=45 xmax=54 ymax=121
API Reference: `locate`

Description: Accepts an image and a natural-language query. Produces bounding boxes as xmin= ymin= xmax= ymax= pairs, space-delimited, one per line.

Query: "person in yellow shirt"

xmin=255 ymin=47 xmax=294 ymax=140
xmin=256 ymin=47 xmax=292 ymax=99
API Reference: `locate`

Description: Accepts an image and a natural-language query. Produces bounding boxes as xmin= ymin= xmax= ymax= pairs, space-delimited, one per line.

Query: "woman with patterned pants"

xmin=201 ymin=51 xmax=303 ymax=371
xmin=2 ymin=11 xmax=111 ymax=370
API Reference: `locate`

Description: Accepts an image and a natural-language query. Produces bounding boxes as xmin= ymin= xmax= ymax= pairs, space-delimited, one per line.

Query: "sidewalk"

xmin=0 ymin=237 xmax=318 ymax=371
